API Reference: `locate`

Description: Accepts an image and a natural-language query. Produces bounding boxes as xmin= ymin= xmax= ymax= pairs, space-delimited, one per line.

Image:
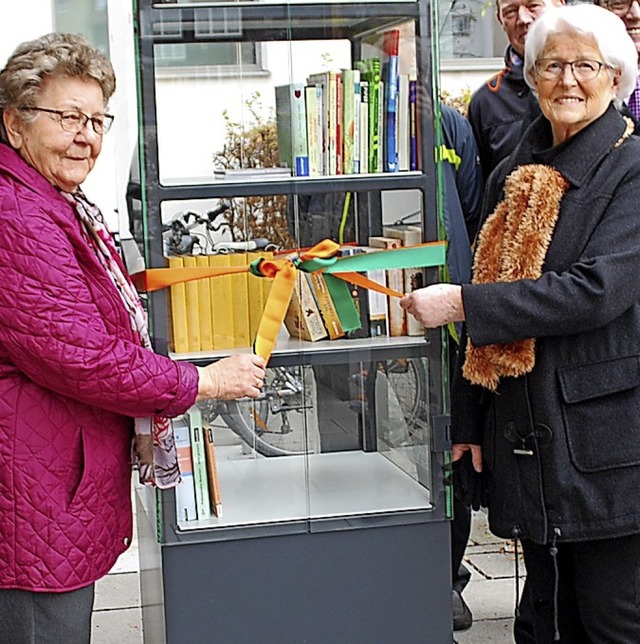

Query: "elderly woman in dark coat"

xmin=402 ymin=4 xmax=640 ymax=642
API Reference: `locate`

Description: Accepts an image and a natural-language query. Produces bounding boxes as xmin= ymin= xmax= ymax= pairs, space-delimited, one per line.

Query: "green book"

xmin=355 ymin=57 xmax=381 ymax=173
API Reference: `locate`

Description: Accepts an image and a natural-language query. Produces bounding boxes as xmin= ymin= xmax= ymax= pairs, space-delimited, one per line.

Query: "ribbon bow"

xmin=132 ymin=239 xmax=446 ymax=363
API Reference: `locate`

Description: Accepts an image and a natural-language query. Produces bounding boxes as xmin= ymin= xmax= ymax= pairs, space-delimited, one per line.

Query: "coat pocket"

xmin=558 ymin=356 xmax=640 ymax=472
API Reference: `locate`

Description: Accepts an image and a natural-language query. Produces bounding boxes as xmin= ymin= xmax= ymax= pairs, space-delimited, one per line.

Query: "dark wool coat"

xmin=451 ymin=105 xmax=640 ymax=545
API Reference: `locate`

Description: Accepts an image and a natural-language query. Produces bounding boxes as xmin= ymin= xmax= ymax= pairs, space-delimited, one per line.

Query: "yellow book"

xmin=260 ymin=250 xmax=274 ymax=307
xmin=195 ymin=255 xmax=214 ymax=351
xmin=308 ymin=272 xmax=345 ymax=339
xmin=284 ymin=272 xmax=328 ymax=342
xmin=182 ymin=255 xmax=201 ymax=352
xmin=246 ymin=251 xmax=266 ymax=341
xmin=229 ymin=253 xmax=251 ymax=348
xmin=209 ymin=254 xmax=234 ymax=350
xmin=168 ymin=257 xmax=189 ymax=354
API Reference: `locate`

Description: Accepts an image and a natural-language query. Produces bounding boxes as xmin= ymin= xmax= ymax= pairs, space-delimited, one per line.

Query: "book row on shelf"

xmin=174 ymin=406 xmax=222 ymax=522
xmin=275 ymin=28 xmax=420 ymax=177
xmin=167 ymin=224 xmax=425 ymax=355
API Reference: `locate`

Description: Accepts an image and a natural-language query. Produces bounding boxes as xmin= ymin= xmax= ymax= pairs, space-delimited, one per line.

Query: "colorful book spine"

xmin=335 ymin=71 xmax=343 ymax=175
xmin=368 ymin=236 xmax=405 ymax=336
xmin=354 ymin=58 xmax=381 ymax=173
xmin=284 ymin=272 xmax=328 ymax=342
xmin=308 ymin=272 xmax=345 ymax=340
xmin=195 ymin=255 xmax=214 ymax=351
xmin=341 ymin=68 xmax=356 ymax=175
xmin=305 ymin=84 xmax=323 ymax=176
xmin=383 ymin=29 xmax=400 ymax=173
xmin=203 ymin=422 xmax=223 ymax=518
xmin=398 ymin=73 xmax=410 ymax=172
xmin=182 ymin=255 xmax=201 ymax=352
xmin=359 ymin=80 xmax=369 ymax=175
xmin=168 ymin=256 xmax=189 ymax=354
xmin=275 ymin=83 xmax=309 ymax=177
xmin=186 ymin=405 xmax=210 ymax=520
xmin=383 ymin=225 xmax=424 ymax=336
xmin=174 ymin=418 xmax=197 ymax=522
xmin=409 ymin=74 xmax=419 ymax=171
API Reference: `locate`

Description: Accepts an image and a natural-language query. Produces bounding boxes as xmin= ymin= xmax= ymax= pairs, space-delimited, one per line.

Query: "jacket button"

xmin=123 ymin=537 xmax=131 ymax=547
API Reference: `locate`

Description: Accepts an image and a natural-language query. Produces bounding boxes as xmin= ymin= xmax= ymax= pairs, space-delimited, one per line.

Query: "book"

xmin=368 ymin=236 xmax=406 ymax=336
xmin=335 ymin=71 xmax=343 ymax=175
xmin=195 ymin=255 xmax=214 ymax=351
xmin=359 ymin=80 xmax=369 ymax=175
xmin=174 ymin=418 xmax=197 ymax=522
xmin=275 ymin=83 xmax=309 ymax=177
xmin=377 ymin=79 xmax=385 ymax=173
xmin=186 ymin=405 xmax=211 ymax=520
xmin=203 ymin=422 xmax=223 ymax=518
xmin=366 ymin=266 xmax=389 ymax=337
xmin=341 ymin=68 xmax=357 ymax=175
xmin=383 ymin=225 xmax=424 ymax=336
xmin=305 ymin=84 xmax=323 ymax=176
xmin=168 ymin=256 xmax=189 ymax=354
xmin=308 ymin=272 xmax=345 ymax=340
xmin=209 ymin=254 xmax=235 ymax=350
xmin=182 ymin=255 xmax=201 ymax=352
xmin=382 ymin=29 xmax=400 ymax=173
xmin=229 ymin=252 xmax=251 ymax=348
xmin=306 ymin=71 xmax=339 ymax=175
xmin=398 ymin=73 xmax=410 ymax=172
xmin=354 ymin=58 xmax=381 ymax=173
xmin=214 ymin=167 xmax=291 ymax=180
xmin=247 ymin=251 xmax=267 ymax=341
xmin=409 ymin=75 xmax=419 ymax=171
xmin=284 ymin=272 xmax=328 ymax=342
xmin=339 ymin=246 xmax=370 ymax=339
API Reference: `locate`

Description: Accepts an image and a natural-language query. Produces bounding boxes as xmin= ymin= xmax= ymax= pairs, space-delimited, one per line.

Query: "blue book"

xmin=383 ymin=30 xmax=400 ymax=173
xmin=275 ymin=83 xmax=310 ymax=177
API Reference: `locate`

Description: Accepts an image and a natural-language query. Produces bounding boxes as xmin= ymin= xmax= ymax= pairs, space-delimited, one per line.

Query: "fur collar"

xmin=462 ymin=164 xmax=569 ymax=391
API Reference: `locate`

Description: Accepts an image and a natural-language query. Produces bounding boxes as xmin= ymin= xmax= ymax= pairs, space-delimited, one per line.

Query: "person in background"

xmin=596 ymin=0 xmax=640 ymax=120
xmin=438 ymin=102 xmax=483 ymax=634
xmin=0 ymin=32 xmax=265 ymax=643
xmin=402 ymin=4 xmax=640 ymax=640
xmin=468 ymin=0 xmax=564 ymax=180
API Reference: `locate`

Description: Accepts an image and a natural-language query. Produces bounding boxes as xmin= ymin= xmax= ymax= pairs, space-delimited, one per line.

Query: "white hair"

xmin=524 ymin=3 xmax=638 ymax=107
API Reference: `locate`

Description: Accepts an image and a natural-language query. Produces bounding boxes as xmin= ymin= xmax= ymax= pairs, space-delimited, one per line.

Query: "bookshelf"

xmin=132 ymin=0 xmax=452 ymax=641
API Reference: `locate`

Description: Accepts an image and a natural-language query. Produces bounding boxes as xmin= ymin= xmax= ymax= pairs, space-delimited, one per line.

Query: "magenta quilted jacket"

xmin=0 ymin=143 xmax=198 ymax=591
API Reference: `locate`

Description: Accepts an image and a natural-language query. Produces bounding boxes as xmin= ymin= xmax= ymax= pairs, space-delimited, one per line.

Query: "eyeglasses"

xmin=535 ymin=59 xmax=606 ymax=82
xmin=602 ymin=0 xmax=639 ymax=15
xmin=20 ymin=107 xmax=114 ymax=135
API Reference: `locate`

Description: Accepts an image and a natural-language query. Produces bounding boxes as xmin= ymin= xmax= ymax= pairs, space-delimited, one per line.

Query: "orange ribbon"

xmin=131 ymin=239 xmax=446 ymax=362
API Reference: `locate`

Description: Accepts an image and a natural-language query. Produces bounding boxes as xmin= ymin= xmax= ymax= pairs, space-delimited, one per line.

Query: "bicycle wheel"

xmin=376 ymin=357 xmax=429 ymax=446
xmin=219 ymin=365 xmax=321 ymax=457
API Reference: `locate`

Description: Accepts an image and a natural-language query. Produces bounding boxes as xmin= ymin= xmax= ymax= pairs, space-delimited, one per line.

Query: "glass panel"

xmin=53 ymin=0 xmax=110 ymax=56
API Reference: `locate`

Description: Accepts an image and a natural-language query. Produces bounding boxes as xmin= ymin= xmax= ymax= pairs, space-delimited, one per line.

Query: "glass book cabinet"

xmin=132 ymin=0 xmax=453 ymax=641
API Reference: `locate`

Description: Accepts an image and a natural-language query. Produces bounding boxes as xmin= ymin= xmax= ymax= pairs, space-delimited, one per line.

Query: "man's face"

xmin=497 ymin=0 xmax=565 ymax=56
xmin=599 ymin=0 xmax=640 ymax=58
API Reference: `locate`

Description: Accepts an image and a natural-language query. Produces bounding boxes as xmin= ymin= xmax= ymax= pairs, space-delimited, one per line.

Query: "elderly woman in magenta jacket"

xmin=403 ymin=5 xmax=640 ymax=642
xmin=0 ymin=33 xmax=265 ymax=642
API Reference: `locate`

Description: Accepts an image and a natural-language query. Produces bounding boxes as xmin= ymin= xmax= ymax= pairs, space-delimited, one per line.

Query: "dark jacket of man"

xmin=452 ymin=105 xmax=640 ymax=546
xmin=468 ymin=46 xmax=540 ymax=180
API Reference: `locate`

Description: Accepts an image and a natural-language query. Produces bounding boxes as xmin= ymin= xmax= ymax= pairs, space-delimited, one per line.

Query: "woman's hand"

xmin=400 ymin=284 xmax=465 ymax=328
xmin=196 ymin=354 xmax=266 ymax=401
xmin=452 ymin=443 xmax=483 ymax=473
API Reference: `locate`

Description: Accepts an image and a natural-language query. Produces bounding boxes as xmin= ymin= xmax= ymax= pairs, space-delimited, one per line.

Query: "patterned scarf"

xmin=63 ymin=191 xmax=180 ymax=489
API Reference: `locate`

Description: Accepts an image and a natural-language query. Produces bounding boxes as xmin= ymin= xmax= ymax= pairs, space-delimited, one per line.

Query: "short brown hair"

xmin=0 ymin=32 xmax=116 ymax=114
